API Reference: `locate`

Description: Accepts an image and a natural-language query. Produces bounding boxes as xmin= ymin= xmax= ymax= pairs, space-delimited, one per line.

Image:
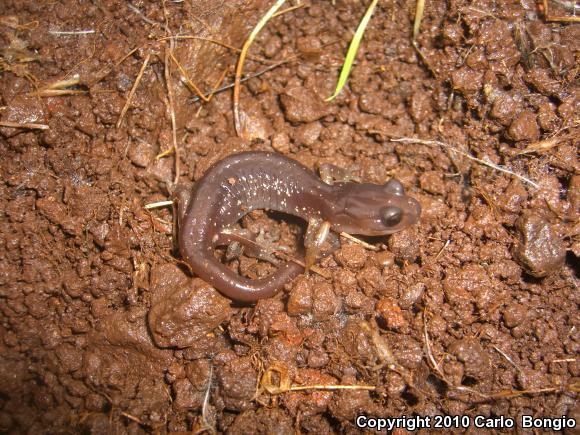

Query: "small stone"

xmin=376 ymin=298 xmax=406 ymax=330
xmin=287 ymin=276 xmax=312 ymax=315
xmin=388 ymin=228 xmax=420 ymax=262
xmin=419 ymin=171 xmax=446 ymax=195
xmin=312 ymin=282 xmax=341 ymax=321
xmin=280 ymin=88 xmax=331 ymax=123
xmin=508 ymin=110 xmax=540 ymax=142
xmin=513 ymin=213 xmax=565 ymax=277
xmin=128 ymin=140 xmax=155 ymax=168
xmin=271 ymin=132 xmax=290 ymax=153
xmin=490 ymin=93 xmax=519 ymax=126
xmin=148 ymin=279 xmax=233 ymax=348
xmin=503 ymin=301 xmax=528 ymax=328
xmin=334 ymin=243 xmax=368 ymax=269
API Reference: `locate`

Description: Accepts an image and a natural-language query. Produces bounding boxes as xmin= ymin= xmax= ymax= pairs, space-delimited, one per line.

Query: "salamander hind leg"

xmin=216 ymin=227 xmax=289 ymax=265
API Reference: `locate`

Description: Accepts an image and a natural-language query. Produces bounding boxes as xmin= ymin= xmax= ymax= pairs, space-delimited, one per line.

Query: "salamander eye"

xmin=384 ymin=179 xmax=404 ymax=196
xmin=381 ymin=206 xmax=403 ymax=227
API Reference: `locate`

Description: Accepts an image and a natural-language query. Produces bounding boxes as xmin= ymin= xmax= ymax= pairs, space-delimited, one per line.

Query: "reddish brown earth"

xmin=0 ymin=0 xmax=578 ymax=433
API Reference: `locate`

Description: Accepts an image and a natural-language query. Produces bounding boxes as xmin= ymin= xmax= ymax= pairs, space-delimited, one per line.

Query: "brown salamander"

xmin=176 ymin=151 xmax=421 ymax=302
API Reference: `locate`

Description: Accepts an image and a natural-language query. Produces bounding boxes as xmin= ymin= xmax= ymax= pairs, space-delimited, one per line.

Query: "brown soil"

xmin=1 ymin=1 xmax=578 ymax=433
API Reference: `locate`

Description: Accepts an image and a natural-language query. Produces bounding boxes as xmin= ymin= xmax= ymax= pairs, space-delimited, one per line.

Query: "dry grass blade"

xmin=169 ymin=51 xmax=208 ymax=101
xmin=31 ymin=89 xmax=87 ymax=97
xmin=161 ymin=35 xmax=277 ymax=64
xmin=44 ymin=75 xmax=81 ymax=90
xmin=48 ymin=29 xmax=95 ymax=35
xmin=360 ymin=320 xmax=397 ymax=368
xmin=289 ymin=384 xmax=375 ymax=391
xmin=116 ymin=53 xmax=151 ymax=129
xmin=234 ymin=0 xmax=287 ymax=137
xmin=339 ymin=232 xmax=379 ymax=251
xmin=0 ymin=121 xmax=49 ymax=130
xmin=261 ymin=362 xmax=375 ymax=395
xmin=192 ymin=58 xmax=292 ymax=103
xmin=202 ymin=68 xmax=228 ymax=104
xmin=144 ymin=200 xmax=174 ymax=210
xmin=411 ymin=0 xmax=436 ymax=76
xmin=163 ymin=44 xmax=180 ymax=185
xmin=192 ymin=364 xmax=216 ymax=435
xmin=541 ymin=0 xmax=580 ymax=21
xmin=492 ymin=345 xmax=523 ymax=375
xmin=392 ymin=137 xmax=540 ymax=189
xmin=515 ymin=122 xmax=578 ymax=154
xmin=423 ymin=312 xmax=445 ymax=379
xmin=326 ymin=0 xmax=379 ymax=101
xmin=272 ymin=3 xmax=304 ymax=18
xmin=413 ymin=0 xmax=425 ymax=41
xmin=516 ymin=137 xmax=560 ymax=155
xmin=29 ymin=74 xmax=83 ymax=97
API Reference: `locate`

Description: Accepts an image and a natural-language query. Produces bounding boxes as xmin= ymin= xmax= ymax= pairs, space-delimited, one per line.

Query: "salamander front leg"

xmin=304 ymin=218 xmax=339 ymax=273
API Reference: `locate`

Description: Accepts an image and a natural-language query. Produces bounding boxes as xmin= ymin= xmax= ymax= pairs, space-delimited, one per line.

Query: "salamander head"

xmin=330 ymin=178 xmax=421 ymax=236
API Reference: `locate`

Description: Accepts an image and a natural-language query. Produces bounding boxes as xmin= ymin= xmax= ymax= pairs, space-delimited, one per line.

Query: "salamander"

xmin=176 ymin=151 xmax=421 ymax=302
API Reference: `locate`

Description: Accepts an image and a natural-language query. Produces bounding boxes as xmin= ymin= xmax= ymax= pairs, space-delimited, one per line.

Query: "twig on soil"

xmin=193 ymin=364 xmax=216 ymax=435
xmin=424 ymin=312 xmax=577 ymax=402
xmin=0 ymin=17 xmax=39 ymax=31
xmin=127 ymin=3 xmax=163 ymax=28
xmin=191 ymin=58 xmax=293 ymax=103
xmin=340 ymin=232 xmax=379 ymax=251
xmin=161 ymin=0 xmax=180 ymax=186
xmin=160 ymin=35 xmax=278 ymax=65
xmin=423 ymin=312 xmax=490 ymax=400
xmin=87 ymin=45 xmax=143 ymax=86
xmin=261 ymin=362 xmax=375 ymax=395
xmin=391 ymin=137 xmax=541 ymax=189
xmin=169 ymin=50 xmax=209 ymax=102
xmin=472 ymin=183 xmax=499 ymax=219
xmin=144 ymin=200 xmax=174 ymax=210
xmin=120 ymin=411 xmax=143 ymax=424
xmin=234 ymin=0 xmax=287 ymax=137
xmin=164 ymin=48 xmax=180 ymax=185
xmin=492 ymin=345 xmax=524 ymax=376
xmin=272 ymin=3 xmax=305 ymax=18
xmin=32 ymin=89 xmax=88 ymax=97
xmin=48 ymin=29 xmax=95 ymax=35
xmin=361 ymin=320 xmax=397 ymax=369
xmin=29 ymin=74 xmax=86 ymax=97
xmin=116 ymin=53 xmax=150 ymax=128
xmin=434 ymin=238 xmax=451 ymax=260
xmin=515 ymin=122 xmax=578 ymax=155
xmin=540 ymin=0 xmax=580 ymax=22
xmin=423 ymin=312 xmax=445 ymax=380
xmin=516 ymin=136 xmax=561 ymax=155
xmin=43 ymin=74 xmax=81 ymax=90
xmin=290 ymin=384 xmax=376 ymax=391
xmin=0 ymin=121 xmax=49 ymax=130
xmin=551 ymin=357 xmax=577 ymax=364
xmin=197 ymin=68 xmax=228 ymax=111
